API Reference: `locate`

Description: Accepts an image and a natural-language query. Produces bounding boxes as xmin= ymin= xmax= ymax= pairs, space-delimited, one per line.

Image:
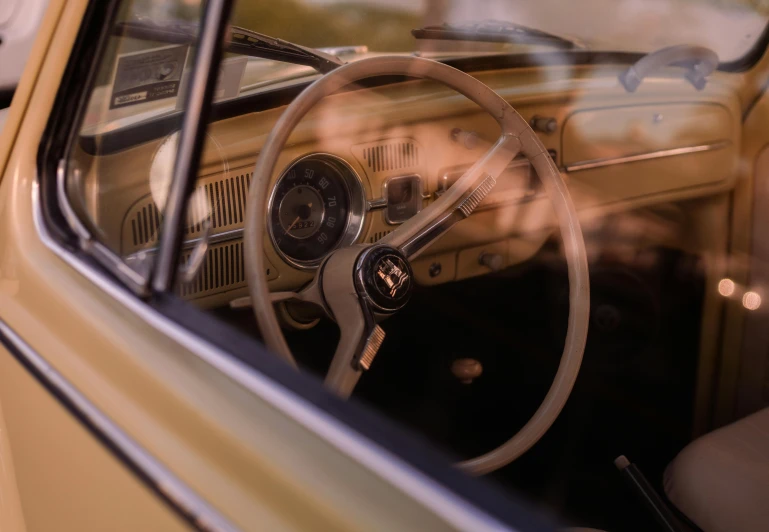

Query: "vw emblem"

xmin=358 ymin=246 xmax=413 ymax=312
xmin=373 ymin=255 xmax=411 ymax=299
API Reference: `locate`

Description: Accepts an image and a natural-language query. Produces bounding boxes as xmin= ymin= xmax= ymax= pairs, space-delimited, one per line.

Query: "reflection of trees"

xmin=231 ymin=0 xmax=420 ymax=51
xmin=127 ymin=0 xmax=424 ymax=51
xmin=128 ymin=0 xmax=199 ymax=21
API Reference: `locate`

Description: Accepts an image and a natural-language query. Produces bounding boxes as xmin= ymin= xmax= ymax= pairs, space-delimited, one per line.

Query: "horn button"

xmin=356 ymin=246 xmax=413 ymax=313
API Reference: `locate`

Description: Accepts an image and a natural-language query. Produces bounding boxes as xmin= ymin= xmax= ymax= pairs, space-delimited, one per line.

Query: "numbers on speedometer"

xmin=268 ymin=154 xmax=365 ymax=269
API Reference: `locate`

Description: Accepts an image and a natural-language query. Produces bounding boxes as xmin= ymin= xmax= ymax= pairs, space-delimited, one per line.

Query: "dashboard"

xmin=73 ymin=62 xmax=741 ymax=309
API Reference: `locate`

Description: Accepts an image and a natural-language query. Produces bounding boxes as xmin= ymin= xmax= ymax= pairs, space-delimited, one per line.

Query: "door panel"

xmin=0 ymin=344 xmax=189 ymax=532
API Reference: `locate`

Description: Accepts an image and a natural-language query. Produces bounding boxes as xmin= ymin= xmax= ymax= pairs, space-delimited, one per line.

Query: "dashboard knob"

xmin=530 ymin=115 xmax=557 ymax=134
xmin=479 ymin=252 xmax=504 ymax=272
xmin=450 ymin=128 xmax=480 ymax=150
xmin=451 ymin=358 xmax=483 ymax=384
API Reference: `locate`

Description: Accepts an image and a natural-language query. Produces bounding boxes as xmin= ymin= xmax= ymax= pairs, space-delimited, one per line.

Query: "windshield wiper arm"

xmin=114 ymin=18 xmax=344 ymax=73
xmin=412 ymin=20 xmax=583 ymax=50
xmin=228 ymin=26 xmax=343 ymax=73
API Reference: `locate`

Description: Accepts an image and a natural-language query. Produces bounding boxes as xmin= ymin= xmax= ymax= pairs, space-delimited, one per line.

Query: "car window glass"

xmin=56 ymin=5 xmax=769 ymax=526
xmin=66 ymin=0 xmax=205 ymax=267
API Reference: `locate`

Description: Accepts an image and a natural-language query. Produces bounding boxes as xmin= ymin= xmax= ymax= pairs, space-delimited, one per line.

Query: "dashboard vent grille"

xmin=177 ymin=240 xmax=247 ymax=298
xmin=362 ymin=141 xmax=419 ymax=173
xmin=369 ymin=230 xmax=392 ymax=243
xmin=123 ymin=168 xmax=253 ymax=254
xmin=129 ymin=203 xmax=162 ymax=248
xmin=190 ymin=171 xmax=252 ymax=234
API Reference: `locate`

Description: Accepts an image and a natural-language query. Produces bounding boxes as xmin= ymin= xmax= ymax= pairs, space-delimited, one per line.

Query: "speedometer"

xmin=268 ymin=154 xmax=365 ymax=269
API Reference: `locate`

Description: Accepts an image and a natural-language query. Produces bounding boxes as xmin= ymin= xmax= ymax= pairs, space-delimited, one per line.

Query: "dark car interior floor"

xmin=217 ymin=226 xmax=703 ymax=532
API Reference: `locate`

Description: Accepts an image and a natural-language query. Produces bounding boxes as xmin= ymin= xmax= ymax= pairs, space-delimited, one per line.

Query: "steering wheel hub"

xmin=357 ymin=246 xmax=413 ymax=313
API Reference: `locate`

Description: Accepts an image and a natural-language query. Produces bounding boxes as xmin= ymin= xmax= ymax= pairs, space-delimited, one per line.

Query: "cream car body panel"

xmin=0 ymin=391 xmax=26 ymax=532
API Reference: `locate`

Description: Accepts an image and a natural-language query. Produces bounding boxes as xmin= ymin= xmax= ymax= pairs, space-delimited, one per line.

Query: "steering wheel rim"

xmin=245 ymin=56 xmax=590 ymax=475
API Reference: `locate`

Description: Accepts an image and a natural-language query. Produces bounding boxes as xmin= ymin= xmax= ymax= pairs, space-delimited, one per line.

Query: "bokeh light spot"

xmin=743 ymin=291 xmax=762 ymax=311
xmin=718 ymin=278 xmax=735 ymax=297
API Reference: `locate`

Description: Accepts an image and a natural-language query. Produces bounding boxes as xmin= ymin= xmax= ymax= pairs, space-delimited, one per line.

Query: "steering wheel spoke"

xmin=324 ymin=293 xmax=385 ymax=398
xmin=318 ymin=245 xmax=389 ymax=397
xmin=382 ymin=134 xmax=521 ymax=260
xmin=270 ymin=275 xmax=325 ymax=307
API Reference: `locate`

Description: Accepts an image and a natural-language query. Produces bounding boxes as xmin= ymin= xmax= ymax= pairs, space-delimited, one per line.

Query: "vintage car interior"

xmin=28 ymin=0 xmax=769 ymax=530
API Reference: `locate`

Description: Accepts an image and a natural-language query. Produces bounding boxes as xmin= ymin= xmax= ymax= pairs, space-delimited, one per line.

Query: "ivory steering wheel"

xmin=245 ymin=56 xmax=590 ymax=474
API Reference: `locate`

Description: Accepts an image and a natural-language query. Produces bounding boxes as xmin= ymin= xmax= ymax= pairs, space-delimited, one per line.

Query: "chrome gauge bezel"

xmin=267 ymin=153 xmax=366 ymax=270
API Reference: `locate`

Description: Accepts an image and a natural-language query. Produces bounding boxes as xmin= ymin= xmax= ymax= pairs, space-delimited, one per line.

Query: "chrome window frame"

xmin=53 ymin=0 xmax=236 ymax=298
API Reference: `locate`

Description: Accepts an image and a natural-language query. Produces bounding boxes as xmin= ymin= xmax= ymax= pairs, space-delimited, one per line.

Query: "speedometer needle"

xmin=283 ymin=216 xmax=300 ymax=236
xmin=283 ymin=203 xmax=312 ymax=236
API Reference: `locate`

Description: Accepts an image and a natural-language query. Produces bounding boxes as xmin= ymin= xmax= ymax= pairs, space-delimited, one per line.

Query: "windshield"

xmin=80 ymin=0 xmax=769 ymax=136
xmin=131 ymin=0 xmax=769 ymax=61
xmin=223 ymin=0 xmax=768 ymax=61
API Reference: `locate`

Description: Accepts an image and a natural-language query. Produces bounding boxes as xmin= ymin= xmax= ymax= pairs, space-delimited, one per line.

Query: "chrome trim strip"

xmin=189 ymin=226 xmax=241 ymax=249
xmin=56 ymin=160 xmax=90 ymax=242
xmin=564 ymin=141 xmax=730 ymax=172
xmin=125 ymin=227 xmax=245 ymax=263
xmin=366 ymin=198 xmax=387 ymax=211
xmin=32 ymin=182 xmax=513 ymax=531
xmin=0 ymin=312 xmax=238 ymax=532
xmin=57 ymin=160 xmax=150 ymax=296
xmin=318 ymin=45 xmax=369 ymax=56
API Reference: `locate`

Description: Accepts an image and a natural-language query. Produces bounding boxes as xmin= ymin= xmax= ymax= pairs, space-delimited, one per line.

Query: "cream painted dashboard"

xmin=73 ymin=63 xmax=741 ymax=308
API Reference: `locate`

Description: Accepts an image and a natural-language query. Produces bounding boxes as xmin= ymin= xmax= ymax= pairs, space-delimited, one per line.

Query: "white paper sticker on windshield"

xmin=214 ymin=56 xmax=248 ymax=101
xmin=175 ymin=55 xmax=248 ymax=110
xmin=110 ymin=45 xmax=189 ymax=109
